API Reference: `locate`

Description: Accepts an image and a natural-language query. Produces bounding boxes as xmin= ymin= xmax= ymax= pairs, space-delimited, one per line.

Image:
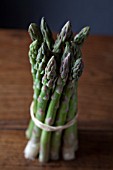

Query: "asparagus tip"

xmin=60 ymin=53 xmax=71 ymax=80
xmin=65 ymin=21 xmax=70 ymax=27
xmin=82 ymin=26 xmax=90 ymax=35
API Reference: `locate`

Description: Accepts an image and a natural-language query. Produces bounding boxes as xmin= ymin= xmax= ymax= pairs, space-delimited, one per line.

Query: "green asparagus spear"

xmin=39 ymin=53 xmax=71 ymax=163
xmin=40 ymin=17 xmax=54 ymax=50
xmin=26 ymin=42 xmax=51 ymax=139
xmin=61 ymin=40 xmax=85 ymax=160
xmin=28 ymin=23 xmax=42 ymax=82
xmin=28 ymin=23 xmax=43 ymax=84
xmin=50 ymin=58 xmax=84 ymax=160
xmin=25 ymin=40 xmax=39 ymax=139
xmin=28 ymin=40 xmax=39 ymax=81
xmin=24 ymin=56 xmax=57 ymax=160
xmin=28 ymin=23 xmax=43 ymax=42
xmin=53 ymin=21 xmax=73 ymax=53
xmin=74 ymin=26 xmax=90 ymax=47
xmin=34 ymin=42 xmax=51 ymax=99
xmin=62 ymin=84 xmax=78 ymax=160
xmin=26 ymin=24 xmax=43 ymax=139
xmin=62 ymin=59 xmax=84 ymax=160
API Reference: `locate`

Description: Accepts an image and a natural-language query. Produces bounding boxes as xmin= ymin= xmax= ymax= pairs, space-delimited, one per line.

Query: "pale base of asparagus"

xmin=62 ymin=140 xmax=78 ymax=160
xmin=24 ymin=140 xmax=39 ymax=160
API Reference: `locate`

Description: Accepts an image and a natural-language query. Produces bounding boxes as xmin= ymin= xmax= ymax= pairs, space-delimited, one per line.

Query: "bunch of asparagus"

xmin=24 ymin=17 xmax=90 ymax=163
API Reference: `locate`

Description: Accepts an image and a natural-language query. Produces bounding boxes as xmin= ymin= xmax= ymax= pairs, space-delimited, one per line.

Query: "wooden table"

xmin=0 ymin=29 xmax=113 ymax=170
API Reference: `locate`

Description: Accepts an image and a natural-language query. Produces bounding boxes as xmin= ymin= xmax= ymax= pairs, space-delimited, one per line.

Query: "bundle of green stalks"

xmin=24 ymin=17 xmax=90 ymax=163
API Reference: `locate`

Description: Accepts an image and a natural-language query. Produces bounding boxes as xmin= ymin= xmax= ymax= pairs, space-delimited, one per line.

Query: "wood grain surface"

xmin=0 ymin=29 xmax=113 ymax=170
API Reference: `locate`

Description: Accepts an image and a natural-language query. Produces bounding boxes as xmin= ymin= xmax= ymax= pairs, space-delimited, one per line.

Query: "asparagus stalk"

xmin=28 ymin=40 xmax=39 ymax=81
xmin=26 ymin=42 xmax=51 ymax=139
xmin=34 ymin=42 xmax=51 ymax=112
xmin=62 ymin=59 xmax=84 ymax=160
xmin=50 ymin=58 xmax=83 ymax=160
xmin=40 ymin=17 xmax=54 ymax=50
xmin=74 ymin=26 xmax=90 ymax=47
xmin=24 ymin=56 xmax=57 ymax=160
xmin=39 ymin=53 xmax=71 ymax=163
xmin=28 ymin=22 xmax=43 ymax=81
xmin=62 ymin=33 xmax=90 ymax=160
xmin=61 ymin=35 xmax=88 ymax=160
xmin=25 ymin=40 xmax=40 ymax=139
xmin=50 ymin=84 xmax=73 ymax=160
xmin=26 ymin=24 xmax=43 ymax=138
xmin=62 ymin=84 xmax=78 ymax=160
xmin=28 ymin=23 xmax=42 ymax=97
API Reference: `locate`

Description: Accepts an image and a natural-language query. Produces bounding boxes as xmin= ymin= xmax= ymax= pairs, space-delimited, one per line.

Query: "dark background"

xmin=0 ymin=0 xmax=113 ymax=35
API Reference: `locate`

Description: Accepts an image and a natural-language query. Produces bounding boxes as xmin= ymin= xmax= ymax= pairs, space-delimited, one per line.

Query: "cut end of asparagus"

xmin=63 ymin=137 xmax=79 ymax=160
xmin=62 ymin=145 xmax=76 ymax=160
xmin=24 ymin=140 xmax=39 ymax=160
xmin=39 ymin=154 xmax=49 ymax=163
xmin=63 ymin=151 xmax=75 ymax=161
